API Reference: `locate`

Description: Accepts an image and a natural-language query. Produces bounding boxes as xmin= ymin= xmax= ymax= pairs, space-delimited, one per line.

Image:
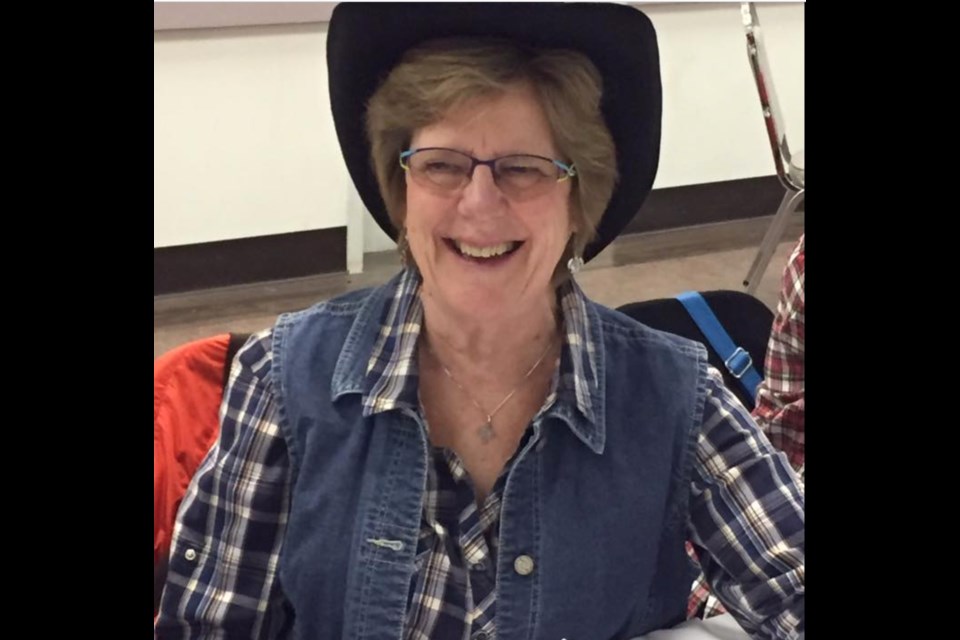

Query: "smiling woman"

xmin=403 ymin=82 xmax=576 ymax=331
xmin=366 ymin=38 xmax=618 ymax=278
xmin=155 ymin=4 xmax=804 ymax=640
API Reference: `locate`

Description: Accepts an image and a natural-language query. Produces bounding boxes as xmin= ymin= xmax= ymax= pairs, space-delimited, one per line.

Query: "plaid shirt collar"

xmin=355 ymin=268 xmax=604 ymax=451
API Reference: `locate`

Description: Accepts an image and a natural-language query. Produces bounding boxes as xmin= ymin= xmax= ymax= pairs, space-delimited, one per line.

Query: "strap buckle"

xmin=724 ymin=347 xmax=753 ymax=379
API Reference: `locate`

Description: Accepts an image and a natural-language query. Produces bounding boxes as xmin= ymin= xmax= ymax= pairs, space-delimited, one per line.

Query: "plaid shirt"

xmin=754 ymin=235 xmax=805 ymax=473
xmin=688 ymin=234 xmax=806 ymax=620
xmin=156 ymin=269 xmax=805 ymax=639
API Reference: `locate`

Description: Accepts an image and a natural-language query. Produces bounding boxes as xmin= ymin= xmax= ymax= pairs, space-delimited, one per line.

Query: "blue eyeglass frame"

xmin=399 ymin=147 xmax=577 ymax=182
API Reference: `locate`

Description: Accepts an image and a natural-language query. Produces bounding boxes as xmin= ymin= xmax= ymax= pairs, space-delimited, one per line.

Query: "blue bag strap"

xmin=675 ymin=291 xmax=762 ymax=403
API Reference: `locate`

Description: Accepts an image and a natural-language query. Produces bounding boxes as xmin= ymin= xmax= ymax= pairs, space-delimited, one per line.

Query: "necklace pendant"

xmin=477 ymin=418 xmax=496 ymax=443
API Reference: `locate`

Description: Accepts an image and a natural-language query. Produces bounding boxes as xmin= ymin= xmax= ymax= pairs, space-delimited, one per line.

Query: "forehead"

xmin=412 ymin=83 xmax=558 ymax=156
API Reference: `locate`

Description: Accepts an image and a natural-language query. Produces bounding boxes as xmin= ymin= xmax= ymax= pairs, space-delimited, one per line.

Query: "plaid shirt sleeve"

xmin=155 ymin=330 xmax=293 ymax=639
xmin=753 ymin=235 xmax=805 ymax=471
xmin=688 ymin=367 xmax=805 ymax=639
xmin=685 ymin=543 xmax=727 ymax=619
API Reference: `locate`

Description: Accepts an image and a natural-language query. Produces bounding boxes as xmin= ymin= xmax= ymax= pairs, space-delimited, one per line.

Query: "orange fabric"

xmin=154 ymin=334 xmax=231 ymax=568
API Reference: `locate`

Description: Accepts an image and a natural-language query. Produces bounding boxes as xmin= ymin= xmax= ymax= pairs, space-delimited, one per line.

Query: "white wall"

xmin=154 ymin=23 xmax=349 ymax=248
xmin=154 ymin=2 xmax=804 ymax=253
xmin=645 ymin=2 xmax=804 ymax=187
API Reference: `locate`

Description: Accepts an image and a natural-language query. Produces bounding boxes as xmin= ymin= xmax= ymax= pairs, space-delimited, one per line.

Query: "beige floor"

xmin=154 ymin=217 xmax=802 ymax=359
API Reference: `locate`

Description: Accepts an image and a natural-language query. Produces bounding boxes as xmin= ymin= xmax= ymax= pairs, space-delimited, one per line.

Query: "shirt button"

xmin=536 ymin=437 xmax=547 ymax=452
xmin=513 ymin=554 xmax=535 ymax=576
xmin=184 ymin=548 xmax=197 ymax=561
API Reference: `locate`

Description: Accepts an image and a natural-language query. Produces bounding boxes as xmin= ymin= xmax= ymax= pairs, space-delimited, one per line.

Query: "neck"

xmin=419 ymin=291 xmax=560 ymax=384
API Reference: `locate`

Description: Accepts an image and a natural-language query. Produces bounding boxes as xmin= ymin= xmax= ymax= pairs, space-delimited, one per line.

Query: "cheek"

xmin=404 ymin=186 xmax=433 ymax=233
xmin=534 ymin=196 xmax=574 ymax=243
xmin=522 ymin=208 xmax=572 ymax=278
xmin=403 ymin=190 xmax=449 ymax=263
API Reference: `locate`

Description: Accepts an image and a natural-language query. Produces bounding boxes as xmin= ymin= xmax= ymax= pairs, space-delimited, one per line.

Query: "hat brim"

xmin=327 ymin=2 xmax=661 ymax=262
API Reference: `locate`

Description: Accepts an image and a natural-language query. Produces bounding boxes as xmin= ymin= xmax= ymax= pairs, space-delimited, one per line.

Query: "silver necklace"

xmin=424 ymin=336 xmax=556 ymax=443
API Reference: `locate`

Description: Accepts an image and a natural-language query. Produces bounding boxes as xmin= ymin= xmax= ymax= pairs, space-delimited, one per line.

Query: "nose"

xmin=458 ymin=162 xmax=506 ymax=217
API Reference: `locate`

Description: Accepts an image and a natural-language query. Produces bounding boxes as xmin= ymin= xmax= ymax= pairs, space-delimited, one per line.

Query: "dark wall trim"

xmin=155 ymin=227 xmax=346 ymax=296
xmin=154 ymin=175 xmax=800 ymax=295
xmin=626 ymin=175 xmax=803 ymax=235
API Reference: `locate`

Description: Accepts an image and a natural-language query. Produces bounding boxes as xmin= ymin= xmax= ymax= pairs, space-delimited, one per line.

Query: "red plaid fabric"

xmin=754 ymin=235 xmax=805 ymax=472
xmin=686 ymin=542 xmax=726 ymax=619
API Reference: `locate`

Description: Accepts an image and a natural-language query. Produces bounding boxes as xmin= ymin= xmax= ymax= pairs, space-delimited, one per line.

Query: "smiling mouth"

xmin=444 ymin=238 xmax=524 ymax=263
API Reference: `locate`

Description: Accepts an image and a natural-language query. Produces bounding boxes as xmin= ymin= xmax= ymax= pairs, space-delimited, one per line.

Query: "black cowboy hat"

xmin=327 ymin=2 xmax=661 ymax=262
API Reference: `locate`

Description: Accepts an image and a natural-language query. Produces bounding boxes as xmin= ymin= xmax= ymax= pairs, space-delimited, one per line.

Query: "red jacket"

xmin=154 ymin=334 xmax=235 ymax=571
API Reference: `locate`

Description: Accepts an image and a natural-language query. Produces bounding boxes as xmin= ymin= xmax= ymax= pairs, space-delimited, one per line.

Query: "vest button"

xmin=513 ymin=554 xmax=535 ymax=576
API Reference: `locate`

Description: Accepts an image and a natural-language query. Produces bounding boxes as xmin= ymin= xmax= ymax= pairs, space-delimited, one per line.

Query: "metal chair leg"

xmin=743 ymin=188 xmax=804 ymax=295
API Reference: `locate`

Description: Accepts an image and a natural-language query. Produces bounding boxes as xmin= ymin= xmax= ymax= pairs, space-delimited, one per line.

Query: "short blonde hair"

xmin=365 ymin=37 xmax=618 ymax=271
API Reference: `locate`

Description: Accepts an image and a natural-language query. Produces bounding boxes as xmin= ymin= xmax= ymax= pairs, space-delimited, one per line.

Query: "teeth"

xmin=455 ymin=241 xmax=516 ymax=258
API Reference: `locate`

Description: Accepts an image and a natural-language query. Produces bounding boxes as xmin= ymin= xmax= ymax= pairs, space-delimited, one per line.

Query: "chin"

xmin=438 ymin=282 xmax=513 ymax=318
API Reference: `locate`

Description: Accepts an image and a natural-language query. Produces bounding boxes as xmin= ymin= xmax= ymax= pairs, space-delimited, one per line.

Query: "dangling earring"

xmin=567 ymin=233 xmax=583 ymax=276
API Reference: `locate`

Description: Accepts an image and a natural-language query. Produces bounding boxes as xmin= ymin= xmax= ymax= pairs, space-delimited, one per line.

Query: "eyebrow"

xmin=421 ymin=146 xmax=561 ymax=159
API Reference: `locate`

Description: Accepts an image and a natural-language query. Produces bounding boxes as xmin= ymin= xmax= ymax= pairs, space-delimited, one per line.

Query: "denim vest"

xmin=271 ymin=277 xmax=708 ymax=640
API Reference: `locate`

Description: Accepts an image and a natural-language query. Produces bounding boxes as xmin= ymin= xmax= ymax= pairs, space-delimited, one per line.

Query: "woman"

xmin=156 ymin=4 xmax=804 ymax=639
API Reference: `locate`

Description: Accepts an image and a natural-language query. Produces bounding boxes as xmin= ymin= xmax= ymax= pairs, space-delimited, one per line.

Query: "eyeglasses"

xmin=399 ymin=147 xmax=576 ymax=200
